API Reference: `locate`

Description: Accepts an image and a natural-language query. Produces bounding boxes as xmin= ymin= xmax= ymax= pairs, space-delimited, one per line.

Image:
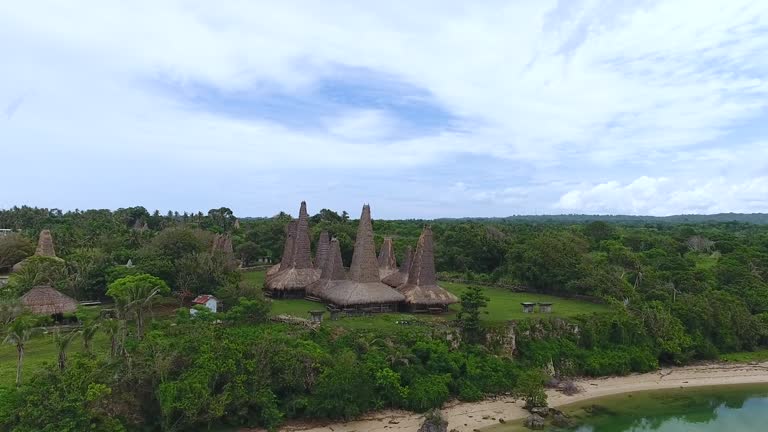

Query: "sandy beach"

xmin=273 ymin=361 xmax=768 ymax=432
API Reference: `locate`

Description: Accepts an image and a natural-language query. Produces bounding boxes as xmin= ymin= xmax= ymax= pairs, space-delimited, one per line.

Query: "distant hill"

xmin=433 ymin=213 xmax=768 ymax=225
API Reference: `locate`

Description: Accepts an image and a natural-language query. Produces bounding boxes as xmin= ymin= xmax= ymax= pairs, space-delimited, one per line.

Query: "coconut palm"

xmin=52 ymin=328 xmax=78 ymax=370
xmin=3 ymin=314 xmax=37 ymax=386
xmin=107 ymin=274 xmax=170 ymax=339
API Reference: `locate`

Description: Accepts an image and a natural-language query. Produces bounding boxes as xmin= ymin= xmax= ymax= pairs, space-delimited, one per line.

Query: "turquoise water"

xmin=491 ymin=384 xmax=768 ymax=431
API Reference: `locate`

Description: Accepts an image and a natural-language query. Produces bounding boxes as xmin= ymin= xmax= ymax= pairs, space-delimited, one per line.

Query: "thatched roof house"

xmin=396 ymin=226 xmax=458 ymax=311
xmin=321 ymin=205 xmax=404 ymax=310
xmin=264 ymin=202 xmax=320 ymax=296
xmin=315 ymin=231 xmax=330 ymax=271
xmin=306 ymin=237 xmax=346 ymax=298
xmin=35 ymin=230 xmax=56 ymax=257
xmin=378 ymin=237 xmax=398 ymax=280
xmin=20 ymin=286 xmax=78 ymax=316
xmin=266 ymin=220 xmax=296 ymax=279
xmin=382 ymin=246 xmax=412 ymax=288
xmin=12 ymin=229 xmax=59 ymax=272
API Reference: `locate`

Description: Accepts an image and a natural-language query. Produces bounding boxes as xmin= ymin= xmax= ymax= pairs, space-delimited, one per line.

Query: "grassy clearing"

xmin=243 ymin=270 xmax=609 ymax=328
xmin=0 ymin=331 xmax=109 ymax=388
xmin=720 ymin=349 xmax=768 ymax=363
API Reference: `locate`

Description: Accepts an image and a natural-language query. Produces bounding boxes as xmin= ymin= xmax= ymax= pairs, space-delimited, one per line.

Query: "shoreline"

xmin=272 ymin=361 xmax=768 ymax=432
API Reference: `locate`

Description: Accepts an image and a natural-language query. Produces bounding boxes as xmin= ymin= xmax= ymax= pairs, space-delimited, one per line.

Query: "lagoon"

xmin=488 ymin=384 xmax=768 ymax=432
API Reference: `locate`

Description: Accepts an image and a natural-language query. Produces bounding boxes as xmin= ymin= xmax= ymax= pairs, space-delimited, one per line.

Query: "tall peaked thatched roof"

xmin=348 ymin=205 xmax=380 ymax=283
xmin=291 ymin=202 xmax=313 ymax=269
xmin=315 ymin=231 xmax=330 ymax=270
xmin=265 ymin=202 xmax=320 ymax=292
xmin=321 ymin=205 xmax=404 ymax=306
xmin=378 ymin=237 xmax=398 ymax=279
xmin=397 ymin=226 xmax=458 ymax=307
xmin=382 ymin=246 xmax=412 ymax=288
xmin=212 ymin=233 xmax=233 ymax=253
xmin=20 ymin=286 xmax=78 ymax=315
xmin=306 ymin=238 xmax=346 ymax=297
xmin=277 ymin=220 xmax=297 ymax=272
xmin=35 ymin=230 xmax=56 ymax=257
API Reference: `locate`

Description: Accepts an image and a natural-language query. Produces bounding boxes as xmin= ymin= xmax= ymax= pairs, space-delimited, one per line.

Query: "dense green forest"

xmin=1 ymin=205 xmax=767 ymax=431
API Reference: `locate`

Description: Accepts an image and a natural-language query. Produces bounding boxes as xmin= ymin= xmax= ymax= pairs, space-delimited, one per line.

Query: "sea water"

xmin=488 ymin=384 xmax=768 ymax=431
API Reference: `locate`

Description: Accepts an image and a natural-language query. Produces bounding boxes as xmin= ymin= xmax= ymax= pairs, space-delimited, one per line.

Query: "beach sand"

xmin=270 ymin=361 xmax=768 ymax=432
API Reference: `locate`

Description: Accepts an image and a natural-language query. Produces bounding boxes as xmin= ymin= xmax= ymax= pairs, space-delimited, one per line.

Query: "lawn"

xmin=243 ymin=270 xmax=609 ymax=329
xmin=0 ymin=331 xmax=109 ymax=388
xmin=720 ymin=349 xmax=768 ymax=363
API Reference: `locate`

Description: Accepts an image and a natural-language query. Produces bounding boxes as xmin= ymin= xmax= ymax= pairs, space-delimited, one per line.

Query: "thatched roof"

xmin=382 ymin=246 xmax=412 ymax=288
xmin=315 ymin=231 xmax=330 ymax=270
xmin=397 ymin=226 xmax=458 ymax=306
xmin=306 ymin=238 xmax=346 ymax=297
xmin=291 ymin=201 xmax=313 ymax=269
xmin=278 ymin=221 xmax=297 ymax=272
xmin=35 ymin=230 xmax=56 ymax=257
xmin=266 ymin=202 xmax=319 ymax=291
xmin=323 ymin=205 xmax=404 ymax=306
xmin=265 ymin=268 xmax=320 ymax=291
xmin=378 ymin=237 xmax=398 ymax=280
xmin=20 ymin=286 xmax=78 ymax=315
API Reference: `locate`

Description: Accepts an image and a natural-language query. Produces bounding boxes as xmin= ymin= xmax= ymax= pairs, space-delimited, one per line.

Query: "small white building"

xmin=190 ymin=294 xmax=220 ymax=314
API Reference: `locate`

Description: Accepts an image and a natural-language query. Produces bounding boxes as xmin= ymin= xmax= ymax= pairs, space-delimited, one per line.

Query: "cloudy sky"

xmin=1 ymin=1 xmax=767 ymax=218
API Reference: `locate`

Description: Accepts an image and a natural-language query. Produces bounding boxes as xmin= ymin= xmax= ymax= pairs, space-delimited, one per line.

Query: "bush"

xmin=406 ymin=374 xmax=452 ymax=412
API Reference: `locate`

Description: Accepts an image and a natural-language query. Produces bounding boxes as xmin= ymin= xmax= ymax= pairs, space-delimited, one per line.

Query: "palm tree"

xmin=101 ymin=318 xmax=120 ymax=357
xmin=107 ymin=274 xmax=170 ymax=339
xmin=52 ymin=328 xmax=78 ymax=370
xmin=81 ymin=321 xmax=100 ymax=355
xmin=3 ymin=314 xmax=37 ymax=386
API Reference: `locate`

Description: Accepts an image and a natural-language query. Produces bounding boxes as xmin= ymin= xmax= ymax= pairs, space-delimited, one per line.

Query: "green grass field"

xmin=244 ymin=270 xmax=608 ymax=329
xmin=720 ymin=349 xmax=768 ymax=363
xmin=0 ymin=331 xmax=109 ymax=388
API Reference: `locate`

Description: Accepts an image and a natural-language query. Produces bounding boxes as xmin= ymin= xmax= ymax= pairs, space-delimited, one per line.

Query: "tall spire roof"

xmin=315 ymin=231 xmax=331 ymax=270
xmin=306 ymin=238 xmax=346 ymax=297
xmin=291 ymin=201 xmax=313 ymax=269
xmin=348 ymin=205 xmax=380 ymax=283
xmin=278 ymin=221 xmax=297 ymax=272
xmin=397 ymin=226 xmax=458 ymax=308
xmin=322 ymin=238 xmax=346 ymax=281
xmin=382 ymin=246 xmax=412 ymax=288
xmin=407 ymin=226 xmax=437 ymax=286
xmin=35 ymin=230 xmax=56 ymax=257
xmin=378 ymin=237 xmax=397 ymax=269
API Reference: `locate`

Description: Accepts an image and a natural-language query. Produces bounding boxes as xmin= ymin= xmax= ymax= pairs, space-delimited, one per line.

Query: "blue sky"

xmin=1 ymin=0 xmax=767 ymax=218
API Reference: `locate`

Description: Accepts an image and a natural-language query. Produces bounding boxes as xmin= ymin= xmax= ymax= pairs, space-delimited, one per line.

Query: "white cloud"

xmin=0 ymin=0 xmax=767 ymax=216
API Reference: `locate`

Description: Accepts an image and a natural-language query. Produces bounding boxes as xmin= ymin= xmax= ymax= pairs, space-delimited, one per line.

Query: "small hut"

xmin=396 ymin=226 xmax=458 ymax=313
xmin=382 ymin=246 xmax=412 ymax=288
xmin=320 ymin=205 xmax=404 ymax=312
xmin=538 ymin=302 xmax=553 ymax=313
xmin=190 ymin=294 xmax=220 ymax=314
xmin=521 ymin=302 xmax=536 ymax=313
xmin=20 ymin=286 xmax=78 ymax=318
xmin=378 ymin=237 xmax=398 ymax=280
xmin=264 ymin=202 xmax=320 ymax=297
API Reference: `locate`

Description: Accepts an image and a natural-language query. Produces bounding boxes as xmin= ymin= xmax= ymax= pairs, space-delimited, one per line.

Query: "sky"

xmin=1 ymin=0 xmax=767 ymax=219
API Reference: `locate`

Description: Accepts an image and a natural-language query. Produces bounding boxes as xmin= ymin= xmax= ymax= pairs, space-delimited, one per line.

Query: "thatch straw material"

xmin=382 ymin=246 xmax=412 ymax=288
xmin=266 ymin=202 xmax=319 ymax=292
xmin=306 ymin=238 xmax=346 ymax=297
xmin=35 ymin=230 xmax=56 ymax=257
xmin=20 ymin=286 xmax=78 ymax=315
xmin=378 ymin=237 xmax=398 ymax=280
xmin=315 ymin=231 xmax=330 ymax=270
xmin=397 ymin=226 xmax=458 ymax=307
xmin=322 ymin=205 xmax=404 ymax=306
